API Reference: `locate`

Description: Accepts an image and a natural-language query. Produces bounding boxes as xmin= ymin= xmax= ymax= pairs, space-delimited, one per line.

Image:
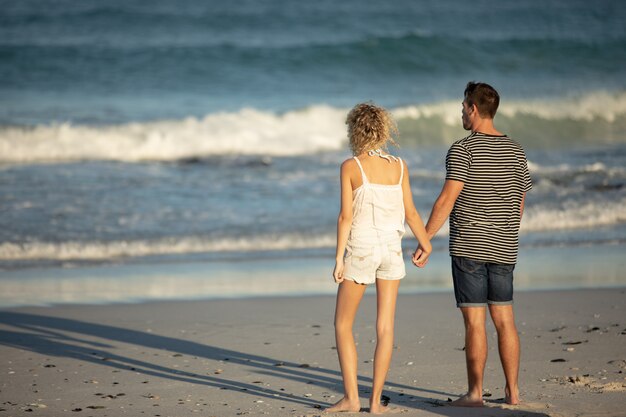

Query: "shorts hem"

xmin=457 ymin=302 xmax=487 ymax=308
xmin=376 ymin=274 xmax=405 ymax=281
xmin=342 ymin=275 xmax=373 ymax=285
xmin=488 ymin=300 xmax=514 ymax=306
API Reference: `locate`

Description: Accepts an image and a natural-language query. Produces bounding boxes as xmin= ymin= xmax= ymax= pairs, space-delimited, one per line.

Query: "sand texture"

xmin=1 ymin=289 xmax=625 ymax=416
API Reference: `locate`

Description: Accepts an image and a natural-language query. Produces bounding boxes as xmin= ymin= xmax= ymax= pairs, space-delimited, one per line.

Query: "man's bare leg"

xmin=325 ymin=280 xmax=367 ymax=413
xmin=489 ymin=304 xmax=520 ymax=405
xmin=451 ymin=306 xmax=487 ymax=407
xmin=369 ymin=279 xmax=400 ymax=414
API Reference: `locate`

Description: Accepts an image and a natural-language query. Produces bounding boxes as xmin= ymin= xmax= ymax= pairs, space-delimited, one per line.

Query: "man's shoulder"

xmin=465 ymin=132 xmax=527 ymax=153
xmin=449 ymin=133 xmax=476 ymax=151
xmin=496 ymin=135 xmax=528 ymax=156
xmin=453 ymin=132 xmax=476 ymax=146
xmin=447 ymin=134 xmax=477 ymax=160
xmin=506 ymin=136 xmax=526 ymax=151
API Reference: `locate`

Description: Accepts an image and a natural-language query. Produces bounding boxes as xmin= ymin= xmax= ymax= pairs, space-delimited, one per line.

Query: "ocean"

xmin=1 ymin=0 xmax=625 ymax=306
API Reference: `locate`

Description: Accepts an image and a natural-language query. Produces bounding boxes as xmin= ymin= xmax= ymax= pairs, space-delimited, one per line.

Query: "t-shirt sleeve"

xmin=522 ymin=157 xmax=532 ymax=192
xmin=445 ymin=142 xmax=471 ymax=183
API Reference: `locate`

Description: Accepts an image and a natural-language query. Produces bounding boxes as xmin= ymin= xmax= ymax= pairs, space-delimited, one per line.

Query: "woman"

xmin=327 ymin=103 xmax=431 ymax=414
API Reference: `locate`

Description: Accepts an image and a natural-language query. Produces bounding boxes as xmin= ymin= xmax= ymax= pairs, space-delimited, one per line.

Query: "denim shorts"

xmin=343 ymin=230 xmax=406 ymax=285
xmin=451 ymin=256 xmax=515 ymax=307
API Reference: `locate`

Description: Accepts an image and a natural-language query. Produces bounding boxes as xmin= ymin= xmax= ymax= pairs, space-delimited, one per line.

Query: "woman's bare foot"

xmin=505 ymin=386 xmax=520 ymax=405
xmin=324 ymin=397 xmax=361 ymax=413
xmin=449 ymin=393 xmax=484 ymax=407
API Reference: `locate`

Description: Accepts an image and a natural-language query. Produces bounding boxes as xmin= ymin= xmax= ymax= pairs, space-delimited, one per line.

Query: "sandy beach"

xmin=1 ymin=288 xmax=625 ymax=417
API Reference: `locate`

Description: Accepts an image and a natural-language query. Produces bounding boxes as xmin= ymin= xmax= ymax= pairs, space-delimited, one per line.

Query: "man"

xmin=414 ymin=82 xmax=532 ymax=406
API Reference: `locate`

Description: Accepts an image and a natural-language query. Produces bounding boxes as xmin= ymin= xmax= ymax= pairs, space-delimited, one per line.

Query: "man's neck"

xmin=471 ymin=119 xmax=503 ymax=136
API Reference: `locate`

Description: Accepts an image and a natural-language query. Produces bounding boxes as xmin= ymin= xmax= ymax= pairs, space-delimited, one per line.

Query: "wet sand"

xmin=0 ymin=288 xmax=625 ymax=416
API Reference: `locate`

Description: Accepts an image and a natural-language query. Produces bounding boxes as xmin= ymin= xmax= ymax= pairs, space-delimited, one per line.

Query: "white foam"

xmin=0 ymin=105 xmax=348 ymax=163
xmin=2 ymin=195 xmax=625 ymax=262
xmin=527 ymin=160 xmax=625 ymax=176
xmin=394 ymin=90 xmax=626 ymax=124
xmin=522 ymin=198 xmax=626 ymax=232
xmin=0 ymin=232 xmax=336 ymax=261
xmin=1 ymin=91 xmax=625 ymax=164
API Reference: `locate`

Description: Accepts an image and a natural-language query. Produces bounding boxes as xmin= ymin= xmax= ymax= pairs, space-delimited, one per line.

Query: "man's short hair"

xmin=464 ymin=82 xmax=500 ymax=119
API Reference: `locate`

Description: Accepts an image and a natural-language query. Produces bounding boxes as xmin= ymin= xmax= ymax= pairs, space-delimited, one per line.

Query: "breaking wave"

xmin=1 ymin=91 xmax=625 ymax=164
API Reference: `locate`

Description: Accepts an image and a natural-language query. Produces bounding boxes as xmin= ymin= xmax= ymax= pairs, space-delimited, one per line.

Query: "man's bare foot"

xmin=369 ymin=402 xmax=389 ymax=414
xmin=324 ymin=397 xmax=361 ymax=413
xmin=505 ymin=386 xmax=520 ymax=405
xmin=449 ymin=393 xmax=484 ymax=407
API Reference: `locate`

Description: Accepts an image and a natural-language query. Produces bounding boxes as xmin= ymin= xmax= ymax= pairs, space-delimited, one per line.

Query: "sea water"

xmin=1 ymin=0 xmax=625 ymax=306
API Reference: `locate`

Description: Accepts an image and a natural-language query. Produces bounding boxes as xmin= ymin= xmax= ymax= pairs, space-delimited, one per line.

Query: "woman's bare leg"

xmin=325 ymin=279 xmax=367 ymax=413
xmin=369 ymin=278 xmax=400 ymax=414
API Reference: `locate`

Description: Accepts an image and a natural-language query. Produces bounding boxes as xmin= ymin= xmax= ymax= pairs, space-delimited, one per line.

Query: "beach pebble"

xmin=406 ymin=362 xmax=414 ymax=366
xmin=550 ymin=326 xmax=566 ymax=332
xmin=565 ymin=347 xmax=575 ymax=352
xmin=551 ymin=358 xmax=567 ymax=362
xmin=562 ymin=340 xmax=587 ymax=345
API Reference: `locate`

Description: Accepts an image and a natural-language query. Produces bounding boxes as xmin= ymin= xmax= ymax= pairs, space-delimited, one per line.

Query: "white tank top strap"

xmin=398 ymin=157 xmax=404 ymax=185
xmin=353 ymin=157 xmax=369 ymax=184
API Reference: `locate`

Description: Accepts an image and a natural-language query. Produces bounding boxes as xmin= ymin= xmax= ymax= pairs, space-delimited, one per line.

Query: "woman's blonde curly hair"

xmin=346 ymin=102 xmax=398 ymax=156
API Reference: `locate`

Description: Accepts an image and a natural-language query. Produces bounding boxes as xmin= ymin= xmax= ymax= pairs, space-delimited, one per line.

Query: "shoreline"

xmin=1 ymin=288 xmax=625 ymax=416
xmin=1 ymin=242 xmax=625 ymax=309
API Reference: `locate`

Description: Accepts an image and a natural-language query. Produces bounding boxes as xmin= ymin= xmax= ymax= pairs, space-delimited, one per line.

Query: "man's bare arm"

xmin=425 ymin=179 xmax=465 ymax=238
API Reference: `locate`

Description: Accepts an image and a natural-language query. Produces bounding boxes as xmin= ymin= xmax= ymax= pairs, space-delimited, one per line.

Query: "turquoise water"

xmin=1 ymin=0 xmax=625 ymax=304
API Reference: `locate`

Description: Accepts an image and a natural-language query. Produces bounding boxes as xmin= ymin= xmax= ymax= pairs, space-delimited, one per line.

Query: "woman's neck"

xmin=359 ymin=148 xmax=398 ymax=162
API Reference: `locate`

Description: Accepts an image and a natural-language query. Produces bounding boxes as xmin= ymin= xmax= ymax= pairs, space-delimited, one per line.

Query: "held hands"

xmin=333 ymin=259 xmax=345 ymax=284
xmin=412 ymin=246 xmax=430 ymax=268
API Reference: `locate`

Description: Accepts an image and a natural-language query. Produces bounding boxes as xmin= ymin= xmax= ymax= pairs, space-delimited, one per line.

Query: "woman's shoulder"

xmin=340 ymin=157 xmax=358 ymax=170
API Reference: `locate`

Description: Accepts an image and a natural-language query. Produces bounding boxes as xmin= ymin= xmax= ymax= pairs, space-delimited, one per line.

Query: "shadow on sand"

xmin=0 ymin=311 xmax=551 ymax=416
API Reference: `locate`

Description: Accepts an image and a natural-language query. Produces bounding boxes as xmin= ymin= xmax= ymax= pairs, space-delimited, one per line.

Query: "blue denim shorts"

xmin=451 ymin=256 xmax=515 ymax=308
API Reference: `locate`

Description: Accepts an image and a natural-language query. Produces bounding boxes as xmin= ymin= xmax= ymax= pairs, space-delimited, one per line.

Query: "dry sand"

xmin=1 ymin=288 xmax=625 ymax=416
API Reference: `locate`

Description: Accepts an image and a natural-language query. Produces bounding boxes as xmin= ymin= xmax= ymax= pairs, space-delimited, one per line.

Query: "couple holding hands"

xmin=328 ymin=82 xmax=532 ymax=413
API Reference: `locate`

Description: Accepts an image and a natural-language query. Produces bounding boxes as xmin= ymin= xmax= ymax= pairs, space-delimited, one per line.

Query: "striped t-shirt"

xmin=446 ymin=131 xmax=532 ymax=264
